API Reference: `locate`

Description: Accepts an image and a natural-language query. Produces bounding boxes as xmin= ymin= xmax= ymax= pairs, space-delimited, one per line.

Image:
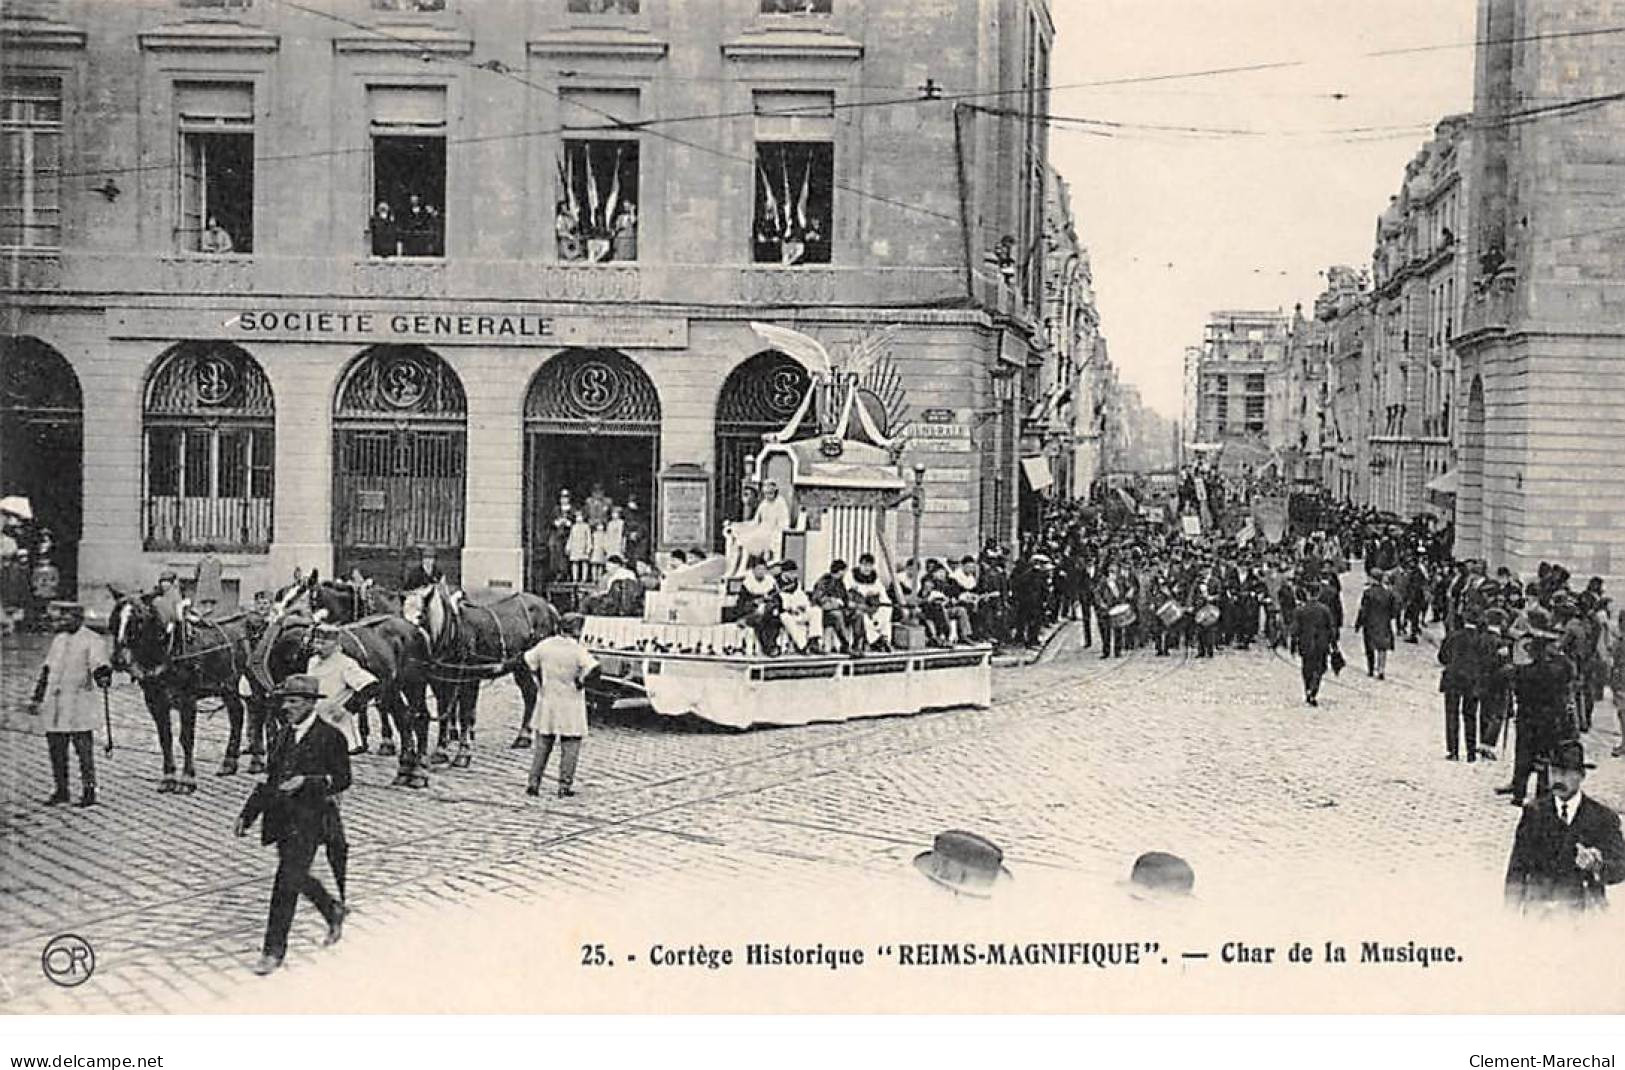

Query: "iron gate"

xmin=333 ymin=346 xmax=466 ymax=584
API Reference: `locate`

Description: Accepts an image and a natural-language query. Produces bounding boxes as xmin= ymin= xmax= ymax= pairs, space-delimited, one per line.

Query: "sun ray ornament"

xmin=747 ymin=322 xmax=908 ymax=459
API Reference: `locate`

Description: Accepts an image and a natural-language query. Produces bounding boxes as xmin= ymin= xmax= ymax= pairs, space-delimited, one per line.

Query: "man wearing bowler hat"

xmin=1505 ymin=741 xmax=1625 ymax=913
xmin=1498 ymin=610 xmax=1574 ymax=806
xmin=236 ymin=674 xmax=351 ymax=975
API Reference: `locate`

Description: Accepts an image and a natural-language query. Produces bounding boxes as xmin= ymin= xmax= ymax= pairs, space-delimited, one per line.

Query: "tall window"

xmin=753 ymin=91 xmax=834 ymax=266
xmin=143 ymin=342 xmax=274 ymax=552
xmin=1 ymin=77 xmax=61 ymax=250
xmin=176 ymin=83 xmax=253 ymax=253
xmin=368 ymin=86 xmax=446 ymax=258
xmin=555 ymin=88 xmax=639 ymax=263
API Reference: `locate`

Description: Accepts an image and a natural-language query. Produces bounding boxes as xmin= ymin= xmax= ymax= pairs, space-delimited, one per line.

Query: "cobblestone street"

xmin=4 ymin=601 xmax=1624 ymax=1014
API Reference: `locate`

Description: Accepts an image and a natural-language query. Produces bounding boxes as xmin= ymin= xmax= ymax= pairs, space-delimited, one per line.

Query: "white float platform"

xmin=587 ymin=645 xmax=994 ymax=729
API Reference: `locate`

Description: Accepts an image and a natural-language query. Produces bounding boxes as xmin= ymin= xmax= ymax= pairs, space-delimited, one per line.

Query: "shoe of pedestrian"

xmin=1377 ymin=672 xmax=1385 ymax=681
xmin=1467 ymin=756 xmax=1477 ymax=764
xmin=323 ymin=904 xmax=346 ymax=947
xmin=378 ymin=739 xmax=397 ymax=757
xmin=510 ymin=733 xmax=532 ymax=750
xmin=252 ymin=954 xmax=283 ymax=976
xmin=217 ymin=757 xmax=238 ymax=776
xmin=558 ymin=786 xmax=577 ymax=798
xmin=524 ymin=784 xmax=539 ymax=797
xmin=1508 ymin=797 xmax=1525 ymax=808
xmin=43 ymin=791 xmax=69 ymax=806
xmin=1493 ymin=785 xmax=1516 ymax=796
xmin=1446 ymin=753 xmax=1459 ymax=761
xmin=76 ymin=791 xmax=97 ymax=808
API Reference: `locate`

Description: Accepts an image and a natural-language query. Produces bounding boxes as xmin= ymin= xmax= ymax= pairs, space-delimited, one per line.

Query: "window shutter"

xmin=753 ymin=90 xmax=834 ymax=140
xmin=368 ymin=86 xmax=447 ymax=130
xmin=176 ymin=82 xmax=254 ymax=124
xmin=558 ymin=88 xmax=641 ymax=130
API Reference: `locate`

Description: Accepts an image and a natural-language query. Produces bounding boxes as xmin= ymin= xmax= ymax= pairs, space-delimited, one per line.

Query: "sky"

xmin=1047 ymin=0 xmax=1479 ymax=420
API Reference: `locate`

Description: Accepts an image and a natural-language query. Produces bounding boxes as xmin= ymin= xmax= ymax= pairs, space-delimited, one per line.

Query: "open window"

xmin=176 ymin=83 xmax=254 ymax=254
xmin=555 ymin=88 xmax=640 ymax=263
xmin=752 ymin=91 xmax=834 ymax=266
xmin=368 ymin=86 xmax=446 ymax=258
xmin=761 ymin=0 xmax=831 ymax=13
xmin=0 ymin=76 xmax=62 ymax=250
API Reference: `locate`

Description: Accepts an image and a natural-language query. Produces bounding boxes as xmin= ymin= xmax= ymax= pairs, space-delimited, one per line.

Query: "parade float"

xmin=583 ymin=323 xmax=993 ymax=730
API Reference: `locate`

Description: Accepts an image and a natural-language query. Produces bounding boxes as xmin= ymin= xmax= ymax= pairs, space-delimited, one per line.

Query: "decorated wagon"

xmin=583 ymin=323 xmax=992 ymax=729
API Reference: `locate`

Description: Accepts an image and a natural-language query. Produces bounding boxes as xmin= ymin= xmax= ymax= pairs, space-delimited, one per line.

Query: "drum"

xmin=1157 ymin=600 xmax=1184 ymax=627
xmin=1195 ymin=604 xmax=1221 ymax=628
xmin=1108 ymin=602 xmax=1136 ymax=628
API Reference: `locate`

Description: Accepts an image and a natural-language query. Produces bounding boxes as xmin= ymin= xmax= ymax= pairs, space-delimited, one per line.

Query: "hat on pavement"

xmin=1126 ymin=851 xmax=1196 ymax=898
xmin=913 ymin=830 xmax=1012 ymax=898
xmin=273 ymin=674 xmax=322 ymax=700
xmin=1549 ymin=740 xmax=1595 ymax=773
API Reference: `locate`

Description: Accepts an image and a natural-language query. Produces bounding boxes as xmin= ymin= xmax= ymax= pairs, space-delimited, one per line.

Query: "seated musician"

xmin=737 ymin=555 xmax=783 ymax=656
xmin=922 ymin=559 xmax=975 ymax=646
xmin=810 ymin=559 xmax=855 ymax=655
xmin=845 ymin=553 xmax=893 ymax=654
xmin=583 ymin=554 xmax=643 ymax=618
xmin=948 ymin=556 xmax=988 ymax=640
xmin=776 ymin=562 xmax=819 ymax=655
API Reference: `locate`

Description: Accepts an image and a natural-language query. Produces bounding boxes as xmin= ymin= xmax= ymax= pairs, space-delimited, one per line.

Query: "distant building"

xmin=1313 ymin=266 xmax=1373 ymax=504
xmin=1369 ymin=116 xmax=1471 ymax=518
xmin=1186 ymin=309 xmax=1290 ymax=473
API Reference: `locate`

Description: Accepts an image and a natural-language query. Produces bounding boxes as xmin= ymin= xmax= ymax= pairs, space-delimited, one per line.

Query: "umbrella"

xmin=0 ymin=495 xmax=32 ymax=521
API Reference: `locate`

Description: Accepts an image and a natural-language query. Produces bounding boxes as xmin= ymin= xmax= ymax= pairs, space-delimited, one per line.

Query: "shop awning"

xmin=1021 ymin=455 xmax=1055 ymax=492
xmin=1426 ymin=470 xmax=1459 ymax=495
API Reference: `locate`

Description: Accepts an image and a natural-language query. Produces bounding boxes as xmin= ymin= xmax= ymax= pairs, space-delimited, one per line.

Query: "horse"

xmin=404 ymin=580 xmax=558 ymax=768
xmin=248 ymin=609 xmax=437 ymax=789
xmin=107 ymin=592 xmax=268 ymax=793
xmin=268 ymin=572 xmax=433 ymax=755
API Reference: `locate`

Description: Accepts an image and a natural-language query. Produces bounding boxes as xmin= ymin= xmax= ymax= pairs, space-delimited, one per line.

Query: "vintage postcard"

xmin=3 ymin=0 xmax=1624 ymax=1023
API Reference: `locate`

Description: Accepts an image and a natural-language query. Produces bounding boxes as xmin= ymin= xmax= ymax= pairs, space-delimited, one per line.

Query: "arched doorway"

xmin=713 ymin=350 xmax=814 ymax=548
xmin=143 ymin=341 xmax=275 ymax=560
xmin=1 ymin=337 xmax=83 ymax=597
xmin=523 ymin=349 xmax=660 ymax=590
xmin=1460 ymin=374 xmax=1486 ymax=558
xmin=333 ymin=345 xmax=467 ymax=585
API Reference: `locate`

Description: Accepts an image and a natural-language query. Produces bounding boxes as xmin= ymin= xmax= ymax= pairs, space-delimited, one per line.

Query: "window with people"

xmin=368 ymin=87 xmax=446 ymax=257
xmin=761 ymin=0 xmax=831 ymax=13
xmin=176 ymin=83 xmax=254 ymax=254
xmin=567 ymin=0 xmax=640 ymax=12
xmin=753 ymin=141 xmax=832 ymax=266
xmin=555 ymin=139 xmax=639 ymax=263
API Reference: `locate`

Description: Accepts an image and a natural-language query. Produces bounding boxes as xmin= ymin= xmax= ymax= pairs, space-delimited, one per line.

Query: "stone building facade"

xmin=1313 ymin=266 xmax=1372 ymax=504
xmin=0 ymin=0 xmax=1056 ymax=605
xmin=1186 ymin=309 xmax=1290 ymax=472
xmin=1368 ymin=116 xmax=1471 ymax=517
xmin=1453 ymin=0 xmax=1625 ymax=582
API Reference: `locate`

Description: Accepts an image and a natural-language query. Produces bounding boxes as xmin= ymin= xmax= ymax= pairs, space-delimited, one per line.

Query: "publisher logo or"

xmin=41 ymin=933 xmax=95 ymax=987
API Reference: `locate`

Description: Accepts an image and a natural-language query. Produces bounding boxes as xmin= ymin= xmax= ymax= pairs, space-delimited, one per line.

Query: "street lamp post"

xmin=911 ymin=463 xmax=926 ymax=568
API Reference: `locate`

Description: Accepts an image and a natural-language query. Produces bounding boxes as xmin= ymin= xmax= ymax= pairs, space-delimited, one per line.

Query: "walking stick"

xmin=102 ymin=684 xmax=115 ymax=753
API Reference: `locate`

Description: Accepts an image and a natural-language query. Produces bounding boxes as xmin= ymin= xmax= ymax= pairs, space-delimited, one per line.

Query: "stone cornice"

xmin=332 ymin=28 xmax=473 ymax=56
xmin=2 ymin=18 xmax=87 ymax=50
xmin=722 ymin=29 xmax=863 ymax=62
xmin=528 ymin=29 xmax=669 ymax=61
xmin=138 ymin=22 xmax=279 ymax=52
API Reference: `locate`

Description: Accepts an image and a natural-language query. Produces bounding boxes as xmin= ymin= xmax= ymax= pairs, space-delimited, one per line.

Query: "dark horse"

xmin=404 ymin=581 xmax=558 ymax=767
xmin=249 ymin=609 xmax=438 ymax=789
xmin=108 ymin=592 xmax=268 ymax=792
xmin=269 ymin=573 xmax=446 ymax=756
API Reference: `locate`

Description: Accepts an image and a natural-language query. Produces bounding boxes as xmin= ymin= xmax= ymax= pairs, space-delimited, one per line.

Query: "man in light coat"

xmin=522 ymin=613 xmax=600 ymax=799
xmin=28 ymin=601 xmax=111 ymax=807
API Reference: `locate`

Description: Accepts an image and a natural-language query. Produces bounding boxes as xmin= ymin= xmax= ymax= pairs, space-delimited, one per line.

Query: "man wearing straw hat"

xmin=27 ymin=601 xmax=112 ymax=807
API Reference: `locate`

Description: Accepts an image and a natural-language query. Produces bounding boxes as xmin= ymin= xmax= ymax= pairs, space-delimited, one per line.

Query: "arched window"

xmin=143 ymin=341 xmax=274 ymax=551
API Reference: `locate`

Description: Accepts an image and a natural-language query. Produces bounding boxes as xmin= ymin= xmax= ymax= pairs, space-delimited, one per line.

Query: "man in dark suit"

xmin=1505 ymin=741 xmax=1625 ymax=913
xmin=401 ymin=547 xmax=443 ymax=592
xmin=1438 ymin=609 xmax=1491 ymax=762
xmin=1498 ymin=614 xmax=1575 ymax=806
xmin=236 ymin=674 xmax=352 ymax=975
xmin=1293 ymin=584 xmax=1335 ymax=707
xmin=1354 ymin=570 xmax=1399 ymax=679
